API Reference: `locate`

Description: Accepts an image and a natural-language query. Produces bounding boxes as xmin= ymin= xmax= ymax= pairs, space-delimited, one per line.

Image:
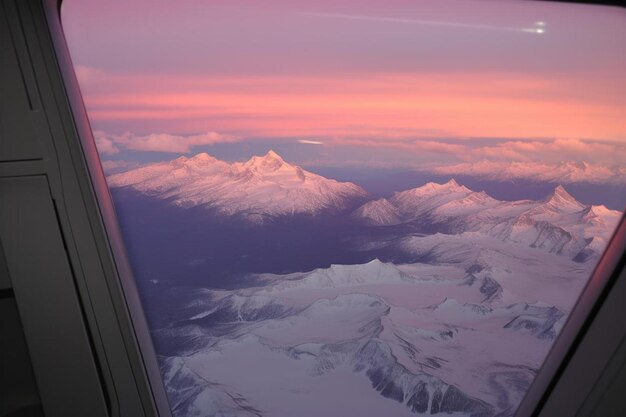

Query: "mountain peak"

xmin=107 ymin=151 xmax=366 ymax=220
xmin=244 ymin=150 xmax=287 ymax=171
xmin=544 ymin=185 xmax=584 ymax=209
xmin=188 ymin=152 xmax=217 ymax=162
xmin=554 ymin=184 xmax=567 ymax=193
xmin=416 ymin=179 xmax=464 ymax=193
xmin=264 ymin=149 xmax=283 ymax=160
xmin=392 ymin=180 xmax=472 ymax=205
xmin=551 ymin=185 xmax=574 ymax=200
xmin=173 ymin=153 xmax=227 ymax=172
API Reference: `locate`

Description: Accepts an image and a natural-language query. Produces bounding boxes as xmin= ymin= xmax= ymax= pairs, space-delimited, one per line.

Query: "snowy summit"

xmin=107 ymin=151 xmax=368 ymax=221
xmin=353 ymin=180 xmax=621 ymax=261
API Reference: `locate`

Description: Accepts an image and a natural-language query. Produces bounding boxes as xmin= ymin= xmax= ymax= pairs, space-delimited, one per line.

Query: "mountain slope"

xmin=390 ymin=179 xmax=473 ymax=218
xmin=107 ymin=151 xmax=368 ymax=221
xmin=353 ymin=181 xmax=621 ymax=261
xmin=352 ymin=198 xmax=403 ymax=226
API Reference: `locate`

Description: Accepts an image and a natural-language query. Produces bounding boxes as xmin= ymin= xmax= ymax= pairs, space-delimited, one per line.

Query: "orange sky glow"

xmin=79 ymin=70 xmax=626 ymax=142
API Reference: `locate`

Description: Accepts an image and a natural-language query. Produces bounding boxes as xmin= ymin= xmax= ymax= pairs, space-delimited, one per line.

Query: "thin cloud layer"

xmin=93 ymin=131 xmax=238 ymax=154
xmin=101 ymin=160 xmax=142 ymax=174
xmin=471 ymin=138 xmax=626 ymax=165
xmin=322 ymin=137 xmax=626 ymax=166
xmin=426 ymin=160 xmax=626 ymax=185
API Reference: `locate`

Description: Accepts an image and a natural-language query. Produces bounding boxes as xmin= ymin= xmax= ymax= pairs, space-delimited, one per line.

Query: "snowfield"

xmin=158 ymin=248 xmax=592 ymax=417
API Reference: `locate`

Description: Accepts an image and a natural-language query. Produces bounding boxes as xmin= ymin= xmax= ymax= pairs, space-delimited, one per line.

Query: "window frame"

xmin=44 ymin=0 xmax=626 ymax=416
xmin=41 ymin=0 xmax=173 ymax=415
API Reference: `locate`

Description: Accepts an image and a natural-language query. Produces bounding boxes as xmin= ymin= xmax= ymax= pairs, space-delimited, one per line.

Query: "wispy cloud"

xmin=302 ymin=12 xmax=545 ymax=35
xmin=74 ymin=65 xmax=106 ymax=84
xmin=471 ymin=138 xmax=626 ymax=165
xmin=93 ymin=131 xmax=238 ymax=154
xmin=298 ymin=139 xmax=324 ymax=145
xmin=413 ymin=140 xmax=467 ymax=155
xmin=101 ymin=160 xmax=142 ymax=174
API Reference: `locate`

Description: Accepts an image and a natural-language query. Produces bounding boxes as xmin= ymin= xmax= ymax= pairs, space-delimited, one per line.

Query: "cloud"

xmin=101 ymin=160 xmax=141 ymax=174
xmin=303 ymin=12 xmax=544 ymax=35
xmin=94 ymin=131 xmax=238 ymax=153
xmin=413 ymin=140 xmax=467 ymax=154
xmin=316 ymin=135 xmax=626 ymax=166
xmin=426 ymin=160 xmax=626 ymax=185
xmin=119 ymin=132 xmax=237 ymax=153
xmin=93 ymin=131 xmax=120 ymax=155
xmin=74 ymin=65 xmax=107 ymax=84
xmin=330 ymin=137 xmax=465 ymax=154
xmin=298 ymin=139 xmax=324 ymax=145
xmin=470 ymin=138 xmax=626 ymax=165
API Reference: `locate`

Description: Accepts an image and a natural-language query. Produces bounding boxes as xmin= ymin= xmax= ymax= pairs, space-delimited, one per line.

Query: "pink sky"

xmin=62 ymin=0 xmax=626 ymax=162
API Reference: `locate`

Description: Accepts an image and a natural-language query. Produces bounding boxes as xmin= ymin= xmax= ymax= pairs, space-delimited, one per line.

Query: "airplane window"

xmin=61 ymin=1 xmax=625 ymax=416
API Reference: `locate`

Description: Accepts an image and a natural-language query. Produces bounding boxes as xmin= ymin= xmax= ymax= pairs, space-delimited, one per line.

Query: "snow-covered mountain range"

xmin=107 ymin=152 xmax=623 ymax=416
xmin=108 ymin=152 xmax=621 ymax=250
xmin=159 ymin=255 xmax=583 ymax=417
xmin=424 ymin=160 xmax=626 ymax=185
xmin=353 ymin=180 xmax=621 ymax=262
xmin=107 ymin=151 xmax=368 ymax=222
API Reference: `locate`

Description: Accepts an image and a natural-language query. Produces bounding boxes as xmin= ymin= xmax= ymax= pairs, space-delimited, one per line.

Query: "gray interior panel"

xmin=0 ymin=176 xmax=108 ymax=417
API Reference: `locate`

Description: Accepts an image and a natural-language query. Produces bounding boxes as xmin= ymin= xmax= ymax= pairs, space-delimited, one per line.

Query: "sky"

xmin=62 ymin=0 xmax=626 ymax=169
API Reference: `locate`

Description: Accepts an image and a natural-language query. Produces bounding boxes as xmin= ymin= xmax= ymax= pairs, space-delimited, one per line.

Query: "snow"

xmin=259 ymin=259 xmax=415 ymax=291
xmin=353 ymin=181 xmax=620 ymax=261
xmin=107 ymin=151 xmax=368 ymax=221
xmin=352 ymin=198 xmax=402 ymax=226
xmin=397 ymin=232 xmax=589 ymax=312
xmin=431 ymin=191 xmax=500 ymax=217
xmin=179 ymin=337 xmax=419 ymax=417
xmin=131 ymin=164 xmax=623 ymax=416
xmin=162 ymin=245 xmax=596 ymax=416
xmin=390 ymin=179 xmax=473 ymax=218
